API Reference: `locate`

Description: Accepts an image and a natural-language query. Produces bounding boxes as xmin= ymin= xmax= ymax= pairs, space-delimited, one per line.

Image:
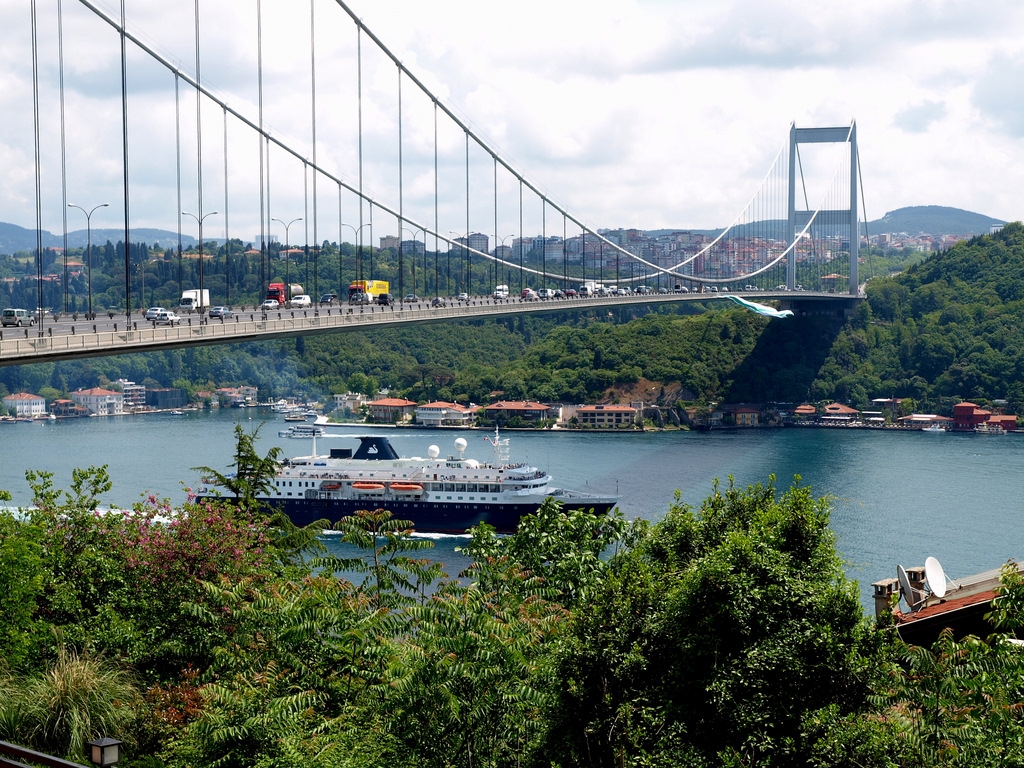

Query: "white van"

xmin=1 ymin=308 xmax=33 ymax=327
xmin=493 ymin=285 xmax=509 ymax=299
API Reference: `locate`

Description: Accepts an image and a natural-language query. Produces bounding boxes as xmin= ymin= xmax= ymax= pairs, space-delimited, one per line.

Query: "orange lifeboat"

xmin=390 ymin=483 xmax=423 ymax=492
xmin=351 ymin=482 xmax=386 ymax=491
xmin=320 ymin=481 xmax=341 ymax=490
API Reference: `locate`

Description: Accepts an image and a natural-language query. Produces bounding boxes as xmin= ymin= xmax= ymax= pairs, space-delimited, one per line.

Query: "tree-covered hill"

xmin=802 ymin=222 xmax=1024 ymax=412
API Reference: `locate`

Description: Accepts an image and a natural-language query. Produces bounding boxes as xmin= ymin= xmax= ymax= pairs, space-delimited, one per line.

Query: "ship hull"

xmin=261 ymin=495 xmax=617 ymax=534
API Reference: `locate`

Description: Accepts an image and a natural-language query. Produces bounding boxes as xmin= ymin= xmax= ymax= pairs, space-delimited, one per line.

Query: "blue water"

xmin=3 ymin=410 xmax=1022 ymax=609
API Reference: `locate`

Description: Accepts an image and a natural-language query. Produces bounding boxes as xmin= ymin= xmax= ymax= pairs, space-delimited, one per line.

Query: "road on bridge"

xmin=0 ymin=290 xmax=858 ymax=368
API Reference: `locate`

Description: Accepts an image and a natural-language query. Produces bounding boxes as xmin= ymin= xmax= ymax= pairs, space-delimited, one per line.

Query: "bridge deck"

xmin=0 ymin=291 xmax=859 ymax=367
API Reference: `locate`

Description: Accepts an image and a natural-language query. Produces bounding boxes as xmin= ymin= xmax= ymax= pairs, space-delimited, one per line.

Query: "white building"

xmin=415 ymin=401 xmax=477 ymax=427
xmin=72 ymin=387 xmax=125 ymax=416
xmin=3 ymin=392 xmax=46 ymax=418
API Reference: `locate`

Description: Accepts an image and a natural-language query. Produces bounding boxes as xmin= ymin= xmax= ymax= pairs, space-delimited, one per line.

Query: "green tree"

xmin=544 ymin=477 xmax=880 ymax=766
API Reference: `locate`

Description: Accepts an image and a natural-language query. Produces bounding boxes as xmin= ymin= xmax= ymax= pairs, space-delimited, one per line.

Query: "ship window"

xmin=456 ymin=484 xmax=466 ymax=492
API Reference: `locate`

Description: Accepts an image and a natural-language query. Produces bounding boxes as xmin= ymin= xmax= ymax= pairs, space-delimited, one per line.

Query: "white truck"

xmin=493 ymin=284 xmax=509 ymax=299
xmin=178 ymin=289 xmax=210 ymax=313
xmin=579 ymin=281 xmax=600 ymax=296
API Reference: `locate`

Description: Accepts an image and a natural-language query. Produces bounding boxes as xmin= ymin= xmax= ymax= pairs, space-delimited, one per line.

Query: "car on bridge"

xmin=208 ymin=306 xmax=233 ymax=319
xmin=260 ymin=299 xmax=281 ymax=310
xmin=521 ymin=288 xmax=537 ymax=301
xmin=430 ymin=297 xmax=446 ymax=307
xmin=145 ymin=307 xmax=167 ymax=321
xmin=319 ymin=293 xmax=337 ymax=305
xmin=288 ymin=294 xmax=312 ymax=309
xmin=456 ymin=292 xmax=469 ymax=302
xmin=152 ymin=310 xmax=181 ymax=325
xmin=1 ymin=308 xmax=34 ymax=327
xmin=376 ymin=293 xmax=394 ymax=306
xmin=349 ymin=292 xmax=371 ymax=305
xmin=403 ymin=294 xmax=421 ymax=303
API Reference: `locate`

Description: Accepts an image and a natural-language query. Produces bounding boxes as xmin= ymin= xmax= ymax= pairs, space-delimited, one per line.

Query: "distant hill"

xmin=0 ymin=221 xmax=198 ymax=255
xmin=866 ymin=206 xmax=1005 ymax=237
xmin=644 ymin=206 xmax=1007 ymax=241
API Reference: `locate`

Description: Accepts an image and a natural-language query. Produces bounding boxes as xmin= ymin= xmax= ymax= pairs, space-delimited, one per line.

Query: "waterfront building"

xmin=415 ymin=401 xmax=477 ymax=428
xmin=484 ymin=400 xmax=553 ymax=424
xmin=50 ymin=399 xmax=90 ymax=418
xmin=952 ymin=401 xmax=992 ymax=431
xmin=821 ymin=402 xmax=859 ymax=424
xmin=146 ymin=388 xmax=188 ymax=410
xmin=367 ymin=397 xmax=417 ymax=423
xmin=3 ymin=392 xmax=46 ymax=418
xmin=575 ymin=404 xmax=638 ymax=428
xmin=72 ymin=387 xmax=125 ymax=416
xmin=117 ymin=379 xmax=146 ymax=410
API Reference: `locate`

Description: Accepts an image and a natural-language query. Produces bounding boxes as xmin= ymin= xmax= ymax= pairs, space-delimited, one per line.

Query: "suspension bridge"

xmin=1 ymin=0 xmax=867 ymax=368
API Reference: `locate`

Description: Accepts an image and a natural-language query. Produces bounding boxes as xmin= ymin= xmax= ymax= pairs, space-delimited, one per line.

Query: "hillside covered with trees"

xmin=3 ymin=223 xmax=1024 ymax=417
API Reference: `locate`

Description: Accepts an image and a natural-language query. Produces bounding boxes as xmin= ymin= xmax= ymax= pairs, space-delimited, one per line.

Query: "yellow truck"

xmin=348 ymin=280 xmax=390 ymax=300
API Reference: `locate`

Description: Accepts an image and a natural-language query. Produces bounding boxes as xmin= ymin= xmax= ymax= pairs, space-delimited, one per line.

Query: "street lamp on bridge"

xmin=497 ymin=234 xmax=515 ymax=290
xmin=401 ymin=226 xmax=427 ymax=298
xmin=341 ymin=222 xmax=370 ymax=296
xmin=272 ymin=216 xmax=303 ymax=302
xmin=67 ymin=202 xmax=109 ymax=319
xmin=182 ymin=210 xmax=219 ymax=311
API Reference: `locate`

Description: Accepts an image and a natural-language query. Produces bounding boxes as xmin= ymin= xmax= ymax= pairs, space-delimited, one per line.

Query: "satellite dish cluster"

xmin=897 ymin=556 xmax=958 ymax=612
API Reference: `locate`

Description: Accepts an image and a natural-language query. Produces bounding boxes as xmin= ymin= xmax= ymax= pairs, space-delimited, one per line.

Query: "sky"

xmin=2 ymin=0 xmax=1023 ymax=244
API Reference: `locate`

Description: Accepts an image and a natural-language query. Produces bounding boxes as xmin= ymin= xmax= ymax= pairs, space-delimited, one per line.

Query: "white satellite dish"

xmin=897 ymin=564 xmax=917 ymax=610
xmin=925 ymin=556 xmax=948 ymax=599
xmin=428 ymin=445 xmax=440 ymax=459
xmin=454 ymin=437 xmax=467 ymax=456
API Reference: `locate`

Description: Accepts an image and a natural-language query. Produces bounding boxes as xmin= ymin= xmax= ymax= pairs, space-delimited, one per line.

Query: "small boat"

xmin=170 ymin=410 xmax=185 ymax=416
xmin=975 ymin=422 xmax=1006 ymax=435
xmin=283 ymin=413 xmax=307 ymax=422
xmin=921 ymin=423 xmax=945 ymax=433
xmin=278 ymin=424 xmax=326 ymax=438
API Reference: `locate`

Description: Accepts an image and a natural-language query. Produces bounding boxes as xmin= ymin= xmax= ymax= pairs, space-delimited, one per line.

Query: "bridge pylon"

xmin=787 ymin=123 xmax=860 ymax=295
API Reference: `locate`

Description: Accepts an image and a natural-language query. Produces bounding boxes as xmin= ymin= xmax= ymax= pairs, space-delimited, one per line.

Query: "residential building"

xmin=72 ymin=387 xmax=125 ymax=416
xmin=367 ymin=397 xmax=417 ymax=423
xmin=483 ymin=400 xmax=553 ymax=424
xmin=415 ymin=401 xmax=477 ymax=427
xmin=3 ymin=392 xmax=46 ymax=418
xmin=575 ymin=404 xmax=638 ymax=427
xmin=117 ymin=379 xmax=146 ymax=410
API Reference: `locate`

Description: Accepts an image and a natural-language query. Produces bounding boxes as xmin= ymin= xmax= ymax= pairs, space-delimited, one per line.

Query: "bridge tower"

xmin=787 ymin=123 xmax=859 ymax=295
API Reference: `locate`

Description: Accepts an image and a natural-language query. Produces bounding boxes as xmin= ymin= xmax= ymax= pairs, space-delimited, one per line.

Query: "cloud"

xmin=893 ymin=100 xmax=947 ymax=133
xmin=973 ymin=53 xmax=1024 ymax=136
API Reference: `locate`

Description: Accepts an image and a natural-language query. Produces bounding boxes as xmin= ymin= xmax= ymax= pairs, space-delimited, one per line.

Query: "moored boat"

xmin=975 ymin=422 xmax=1006 ymax=435
xmin=207 ymin=429 xmax=618 ymax=534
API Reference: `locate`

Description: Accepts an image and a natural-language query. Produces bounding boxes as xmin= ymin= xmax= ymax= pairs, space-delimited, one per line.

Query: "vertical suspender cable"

xmin=304 ymin=162 xmax=310 ymax=287
xmin=120 ymin=0 xmax=132 ymax=317
xmin=175 ymin=75 xmax=183 ymax=295
xmin=493 ymin=156 xmax=498 ymax=291
xmin=433 ymin=101 xmax=439 ymax=297
xmin=257 ymin=0 xmax=266 ymax=292
xmin=344 ymin=183 xmax=348 ymax=296
xmin=58 ymin=0 xmax=69 ymax=313
xmin=465 ymin=131 xmax=470 ymax=292
xmin=397 ymin=71 xmax=403 ymax=299
xmin=563 ymin=215 xmax=567 ymax=287
xmin=31 ymin=0 xmax=44 ymax=328
xmin=194 ymin=0 xmax=204 ymax=305
xmin=309 ymin=0 xmax=317 ymax=302
xmin=518 ymin=180 xmax=523 ymax=294
xmin=223 ymin=106 xmax=229 ymax=306
xmin=357 ymin=26 xmax=363 ymax=281
xmin=541 ymin=198 xmax=546 ymax=286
